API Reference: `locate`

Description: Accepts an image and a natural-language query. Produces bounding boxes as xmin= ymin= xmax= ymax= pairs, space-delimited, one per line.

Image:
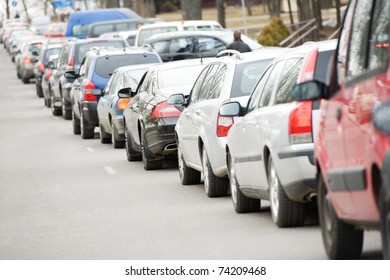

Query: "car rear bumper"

xmin=273 ymin=143 xmax=316 ymax=202
xmin=144 ymin=117 xmax=179 ymax=157
xmin=81 ymin=101 xmax=98 ymax=127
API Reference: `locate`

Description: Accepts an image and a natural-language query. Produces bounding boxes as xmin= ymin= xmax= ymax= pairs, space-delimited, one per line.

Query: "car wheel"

xmin=268 ymin=156 xmax=305 ymax=227
xmin=80 ymin=111 xmax=94 ymax=139
xmin=318 ymin=173 xmax=363 ymax=259
xmin=125 ymin=126 xmax=141 ymax=162
xmin=22 ymin=76 xmax=29 ymax=84
xmin=228 ymin=153 xmax=260 ymax=213
xmin=36 ymin=83 xmax=43 ymax=98
xmin=51 ymin=94 xmax=62 ymax=116
xmin=112 ymin=123 xmax=125 ymax=149
xmin=202 ymin=146 xmax=229 ymax=197
xmin=177 ymin=140 xmax=201 ymax=185
xmin=141 ymin=130 xmax=162 ymax=170
xmin=61 ymin=98 xmax=72 ymax=120
xmin=380 ymin=155 xmax=390 ymax=260
xmin=99 ymin=122 xmax=111 ymax=144
xmin=17 ymin=69 xmax=21 ymax=79
xmin=72 ymin=110 xmax=81 ymax=135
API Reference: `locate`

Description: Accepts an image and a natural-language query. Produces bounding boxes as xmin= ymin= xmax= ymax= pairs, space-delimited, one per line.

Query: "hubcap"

xmin=202 ymin=149 xmax=209 ymax=194
xmin=178 ymin=143 xmax=184 ymax=181
xmin=269 ymin=161 xmax=279 ymax=219
xmin=229 ymin=158 xmax=238 ymax=206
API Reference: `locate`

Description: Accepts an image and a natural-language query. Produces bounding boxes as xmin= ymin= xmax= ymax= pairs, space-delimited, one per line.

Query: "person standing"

xmin=226 ymin=31 xmax=252 ymax=53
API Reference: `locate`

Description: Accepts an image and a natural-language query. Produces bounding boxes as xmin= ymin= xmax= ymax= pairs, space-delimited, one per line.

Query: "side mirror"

xmin=45 ymin=61 xmax=55 ymax=69
xmin=92 ymin=89 xmax=102 ymax=96
xmin=64 ymin=70 xmax=78 ymax=80
xmin=219 ymin=101 xmax=241 ymax=117
xmin=291 ymin=80 xmax=325 ymax=102
xmin=30 ymin=57 xmax=38 ymax=64
xmin=373 ymin=102 xmax=390 ymax=136
xmin=118 ymin=87 xmax=132 ymax=98
xmin=31 ymin=50 xmax=39 ymax=56
xmin=167 ymin=93 xmax=185 ymax=105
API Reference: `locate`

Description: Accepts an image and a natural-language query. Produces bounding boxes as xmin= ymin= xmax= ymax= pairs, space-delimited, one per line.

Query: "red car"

xmin=292 ymin=0 xmax=389 ymax=259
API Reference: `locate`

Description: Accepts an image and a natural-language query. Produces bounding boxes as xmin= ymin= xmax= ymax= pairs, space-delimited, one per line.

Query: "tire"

xmin=125 ymin=127 xmax=141 ymax=162
xmin=202 ymin=147 xmax=229 ymax=197
xmin=141 ymin=130 xmax=162 ymax=170
xmin=318 ymin=173 xmax=363 ymax=259
xmin=268 ymin=156 xmax=306 ymax=227
xmin=22 ymin=76 xmax=29 ymax=84
xmin=111 ymin=123 xmax=125 ymax=149
xmin=99 ymin=123 xmax=111 ymax=144
xmin=51 ymin=94 xmax=62 ymax=116
xmin=72 ymin=110 xmax=81 ymax=135
xmin=380 ymin=156 xmax=390 ymax=260
xmin=228 ymin=153 xmax=260 ymax=213
xmin=178 ymin=140 xmax=201 ymax=185
xmin=36 ymin=83 xmax=43 ymax=98
xmin=80 ymin=111 xmax=94 ymax=139
xmin=61 ymin=98 xmax=72 ymax=120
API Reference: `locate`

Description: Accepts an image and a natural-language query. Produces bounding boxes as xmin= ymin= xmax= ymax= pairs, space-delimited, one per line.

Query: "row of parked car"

xmin=2 ymin=0 xmax=389 ymax=260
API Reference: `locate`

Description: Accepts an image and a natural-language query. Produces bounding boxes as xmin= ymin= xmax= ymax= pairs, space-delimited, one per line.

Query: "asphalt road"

xmin=0 ymin=46 xmax=382 ymax=260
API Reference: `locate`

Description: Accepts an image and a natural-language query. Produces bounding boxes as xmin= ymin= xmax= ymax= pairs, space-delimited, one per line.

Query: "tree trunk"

xmin=312 ymin=0 xmax=322 ymax=30
xmin=322 ymin=0 xmax=333 ymax=9
xmin=245 ymin=0 xmax=252 ymax=16
xmin=335 ymin=0 xmax=341 ymax=28
xmin=216 ymin=0 xmax=226 ymax=28
xmin=297 ymin=0 xmax=313 ymax=21
xmin=142 ymin=0 xmax=156 ymax=17
xmin=105 ymin=0 xmax=119 ymax=8
xmin=180 ymin=0 xmax=202 ymax=20
xmin=21 ymin=0 xmax=30 ymax=21
xmin=6 ymin=0 xmax=10 ymax=19
xmin=267 ymin=0 xmax=281 ymax=18
xmin=287 ymin=0 xmax=294 ymax=25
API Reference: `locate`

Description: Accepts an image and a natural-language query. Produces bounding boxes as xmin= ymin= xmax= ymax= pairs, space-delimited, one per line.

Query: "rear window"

xmin=231 ymin=59 xmax=273 ymax=98
xmin=138 ymin=26 xmax=178 ymax=46
xmin=95 ymin=54 xmax=160 ymax=78
xmin=314 ymin=50 xmax=334 ymax=85
xmin=74 ymin=41 xmax=126 ymax=65
xmin=157 ymin=64 xmax=204 ymax=90
xmin=43 ymin=47 xmax=61 ymax=64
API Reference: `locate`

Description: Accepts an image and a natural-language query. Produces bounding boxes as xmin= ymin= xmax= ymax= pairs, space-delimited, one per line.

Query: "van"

xmin=65 ymin=8 xmax=141 ymax=39
xmin=86 ymin=18 xmax=164 ymax=38
xmin=134 ymin=20 xmax=223 ymax=46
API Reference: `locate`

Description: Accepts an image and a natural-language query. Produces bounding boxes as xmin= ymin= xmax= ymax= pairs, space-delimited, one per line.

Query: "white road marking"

xmin=86 ymin=147 xmax=95 ymax=152
xmin=104 ymin=166 xmax=117 ymax=175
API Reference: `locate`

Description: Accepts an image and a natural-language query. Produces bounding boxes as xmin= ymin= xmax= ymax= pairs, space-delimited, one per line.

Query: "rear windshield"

xmin=231 ymin=59 xmax=273 ymax=98
xmin=43 ymin=47 xmax=61 ymax=64
xmin=95 ymin=54 xmax=160 ymax=78
xmin=138 ymin=26 xmax=178 ymax=46
xmin=157 ymin=64 xmax=204 ymax=90
xmin=74 ymin=41 xmax=126 ymax=65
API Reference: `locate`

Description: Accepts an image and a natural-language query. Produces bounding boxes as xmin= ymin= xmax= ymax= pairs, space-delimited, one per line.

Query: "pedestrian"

xmin=226 ymin=31 xmax=252 ymax=53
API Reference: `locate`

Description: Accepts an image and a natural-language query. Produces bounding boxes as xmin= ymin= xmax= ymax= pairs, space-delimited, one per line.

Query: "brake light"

xmin=83 ymin=80 xmax=97 ymax=101
xmin=299 ymin=47 xmax=318 ymax=83
xmin=66 ymin=58 xmax=74 ymax=70
xmin=37 ymin=62 xmax=45 ymax=73
xmin=217 ymin=115 xmax=234 ymax=137
xmin=150 ymin=101 xmax=182 ymax=118
xmin=288 ymin=101 xmax=313 ymax=144
xmin=23 ymin=56 xmax=31 ymax=64
xmin=46 ymin=68 xmax=53 ymax=80
xmin=117 ymin=98 xmax=130 ymax=110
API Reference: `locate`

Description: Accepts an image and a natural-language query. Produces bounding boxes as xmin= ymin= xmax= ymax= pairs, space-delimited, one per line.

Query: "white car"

xmin=223 ymin=40 xmax=337 ymax=227
xmin=171 ymin=48 xmax=288 ymax=197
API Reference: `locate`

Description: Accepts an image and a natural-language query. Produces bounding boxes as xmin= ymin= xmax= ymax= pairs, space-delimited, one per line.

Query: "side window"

xmin=336 ymin=0 xmax=356 ymax=86
xmin=209 ymin=64 xmax=227 ymax=99
xmin=151 ymin=40 xmax=169 ymax=53
xmin=139 ymin=71 xmax=152 ymax=93
xmin=346 ymin=0 xmax=373 ymax=78
xmin=78 ymin=58 xmax=87 ymax=77
xmin=190 ymin=66 xmax=209 ymax=103
xmin=275 ymin=58 xmax=303 ymax=105
xmin=197 ymin=37 xmax=225 ymax=53
xmin=247 ymin=66 xmax=272 ymax=113
xmin=197 ymin=64 xmax=219 ymax=101
xmin=367 ymin=0 xmax=390 ymax=71
xmin=104 ymin=73 xmax=115 ymax=95
xmin=169 ymin=38 xmax=193 ymax=53
xmin=259 ymin=61 xmax=285 ymax=108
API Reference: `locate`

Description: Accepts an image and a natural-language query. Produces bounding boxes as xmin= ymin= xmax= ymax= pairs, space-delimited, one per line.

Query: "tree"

xmin=180 ymin=0 xmax=201 ymax=20
xmin=5 ymin=0 xmax=10 ymax=19
xmin=267 ymin=0 xmax=281 ymax=18
xmin=216 ymin=0 xmax=225 ymax=28
xmin=335 ymin=0 xmax=342 ymax=27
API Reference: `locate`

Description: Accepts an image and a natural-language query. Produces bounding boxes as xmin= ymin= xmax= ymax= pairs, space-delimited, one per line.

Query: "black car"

xmin=123 ymin=58 xmax=213 ymax=170
xmin=144 ymin=30 xmax=262 ymax=62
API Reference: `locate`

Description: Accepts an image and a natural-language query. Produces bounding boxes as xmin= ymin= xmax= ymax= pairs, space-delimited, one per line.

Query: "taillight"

xmin=217 ymin=115 xmax=234 ymax=137
xmin=299 ymin=47 xmax=318 ymax=83
xmin=288 ymin=101 xmax=313 ymax=144
xmin=68 ymin=58 xmax=74 ymax=67
xmin=117 ymin=98 xmax=130 ymax=110
xmin=150 ymin=101 xmax=181 ymax=119
xmin=23 ymin=56 xmax=31 ymax=64
xmin=83 ymin=80 xmax=97 ymax=101
xmin=37 ymin=62 xmax=45 ymax=73
xmin=46 ymin=69 xmax=53 ymax=80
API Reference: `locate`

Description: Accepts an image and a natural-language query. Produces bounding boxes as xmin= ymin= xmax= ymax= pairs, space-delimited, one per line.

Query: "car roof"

xmin=275 ymin=39 xmax=337 ymax=60
xmin=148 ymin=57 xmax=214 ymax=72
xmin=139 ymin=20 xmax=222 ymax=30
xmin=215 ymin=47 xmax=289 ymax=65
xmin=90 ymin=46 xmax=158 ymax=57
xmin=113 ymin=63 xmax=161 ymax=74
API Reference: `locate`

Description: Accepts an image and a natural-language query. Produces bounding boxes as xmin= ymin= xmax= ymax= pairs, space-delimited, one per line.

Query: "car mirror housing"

xmin=118 ymin=87 xmax=132 ymax=98
xmin=373 ymin=102 xmax=390 ymax=136
xmin=167 ymin=94 xmax=185 ymax=106
xmin=291 ymin=80 xmax=325 ymax=102
xmin=64 ymin=70 xmax=78 ymax=80
xmin=45 ymin=61 xmax=55 ymax=69
xmin=219 ymin=101 xmax=241 ymax=117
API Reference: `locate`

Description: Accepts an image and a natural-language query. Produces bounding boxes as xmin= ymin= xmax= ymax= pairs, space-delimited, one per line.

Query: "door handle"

xmin=336 ymin=107 xmax=342 ymax=121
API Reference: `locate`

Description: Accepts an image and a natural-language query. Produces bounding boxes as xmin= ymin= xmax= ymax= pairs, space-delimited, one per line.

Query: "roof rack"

xmin=216 ymin=49 xmax=243 ymax=60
